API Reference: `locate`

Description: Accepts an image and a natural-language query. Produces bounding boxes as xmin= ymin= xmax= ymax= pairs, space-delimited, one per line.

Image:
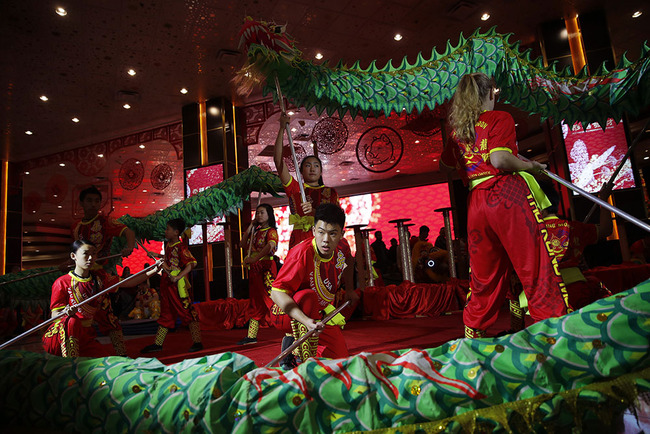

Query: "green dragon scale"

xmin=237 ymin=21 xmax=650 ymax=128
xmin=1 ymin=280 xmax=649 ymax=432
xmin=0 ymin=166 xmax=282 ymax=308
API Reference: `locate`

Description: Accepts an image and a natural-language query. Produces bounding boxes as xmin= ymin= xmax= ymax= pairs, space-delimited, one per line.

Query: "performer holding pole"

xmin=441 ymin=72 xmax=570 ymax=338
xmin=237 ymin=203 xmax=279 ymax=345
xmin=272 ymin=81 xmax=340 ymax=248
xmin=37 ymin=240 xmax=161 ymax=357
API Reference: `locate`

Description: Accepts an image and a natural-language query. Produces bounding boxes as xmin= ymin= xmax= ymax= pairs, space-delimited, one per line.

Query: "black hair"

xmin=300 ymin=155 xmax=324 ymax=185
xmin=257 ymin=203 xmax=277 ymax=229
xmin=71 ymin=239 xmax=95 ymax=254
xmin=539 ymin=181 xmax=560 ymax=215
xmin=419 ymin=225 xmax=430 ymax=236
xmin=167 ymin=218 xmax=186 ymax=234
xmin=79 ymin=185 xmax=102 ymax=202
xmin=314 ymin=203 xmax=345 ymax=229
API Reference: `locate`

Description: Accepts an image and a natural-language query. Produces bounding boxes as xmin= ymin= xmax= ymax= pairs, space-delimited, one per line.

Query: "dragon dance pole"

xmin=0 ymin=260 xmax=162 ymax=350
xmin=541 ymin=169 xmax=650 ymax=233
xmin=583 ymin=119 xmax=650 ymax=222
xmin=273 ymin=75 xmax=307 ymax=203
xmin=360 ymin=228 xmax=376 ymax=287
xmin=435 ymin=207 xmax=457 ymax=278
xmin=265 ymin=300 xmax=350 ymax=368
xmin=0 ymin=253 xmax=123 ymax=287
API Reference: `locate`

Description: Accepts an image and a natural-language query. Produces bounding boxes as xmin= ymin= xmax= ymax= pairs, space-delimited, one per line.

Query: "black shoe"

xmin=279 ymin=335 xmax=295 ymax=367
xmin=188 ymin=342 xmax=203 ymax=352
xmin=280 ymin=354 xmax=299 ymax=370
xmin=141 ymin=344 xmax=162 ymax=354
xmin=236 ymin=337 xmax=257 ymax=345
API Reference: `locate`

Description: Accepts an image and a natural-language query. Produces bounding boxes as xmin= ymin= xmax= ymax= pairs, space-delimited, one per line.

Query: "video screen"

xmin=563 ymin=118 xmax=635 ymax=193
xmin=185 ymin=164 xmax=225 ymax=245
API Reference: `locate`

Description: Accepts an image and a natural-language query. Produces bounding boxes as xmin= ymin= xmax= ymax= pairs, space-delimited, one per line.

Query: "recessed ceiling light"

xmin=25 ymin=130 xmax=33 ymax=135
xmin=644 ymin=156 xmax=649 ymax=160
xmin=633 ymin=11 xmax=642 ymax=18
xmin=481 ymin=13 xmax=490 ymax=21
xmin=51 ymin=218 xmax=55 ymax=222
xmin=97 ymin=154 xmax=104 ymax=158
xmin=208 ymin=106 xmax=219 ymax=116
xmin=124 ymin=206 xmax=129 ymax=209
xmin=127 ymin=69 xmax=136 ymax=76
xmin=394 ymin=34 xmax=403 ymax=41
xmin=287 ymin=111 xmax=294 ymax=116
xmin=291 ymin=127 xmax=297 ymax=132
xmin=315 ymin=53 xmax=323 ymax=60
xmin=143 ymin=189 xmax=148 ymax=192
xmin=559 ymin=28 xmax=568 ymax=39
xmin=433 ymin=159 xmax=438 ymax=162
xmin=180 ymin=88 xmax=188 ymax=94
xmin=59 ymin=163 xmax=66 ymax=167
xmin=415 ymin=140 xmax=420 ymax=144
xmin=24 ymin=171 xmax=29 ymax=175
xmin=396 ymin=169 xmax=401 ymax=173
xmin=55 ymin=7 xmax=67 ymax=16
xmin=123 ymin=103 xmax=131 ymax=109
xmin=40 ymin=95 xmax=49 ymax=101
xmin=139 ymin=144 xmax=145 ymax=149
xmin=72 ymin=117 xmax=79 ymax=123
xmin=341 ymin=178 xmax=346 ymax=181
xmin=57 ymin=205 xmax=62 ymax=208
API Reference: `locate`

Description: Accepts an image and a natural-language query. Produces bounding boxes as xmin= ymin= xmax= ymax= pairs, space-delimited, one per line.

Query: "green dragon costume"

xmin=0 ymin=166 xmax=282 ymax=309
xmin=235 ymin=18 xmax=650 ymax=129
xmin=1 ymin=280 xmax=649 ymax=432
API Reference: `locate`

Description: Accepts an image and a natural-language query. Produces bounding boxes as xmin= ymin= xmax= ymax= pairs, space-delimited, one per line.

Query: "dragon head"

xmin=238 ymin=17 xmax=299 ymax=60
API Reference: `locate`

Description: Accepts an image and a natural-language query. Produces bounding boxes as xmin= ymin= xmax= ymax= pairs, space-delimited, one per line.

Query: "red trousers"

xmin=247 ymin=260 xmax=276 ymax=321
xmin=158 ymin=278 xmax=199 ymax=329
xmin=464 ymin=175 xmax=569 ymax=330
xmin=269 ymin=289 xmax=349 ymax=359
xmin=42 ymin=316 xmax=107 ymax=357
xmin=566 ymin=275 xmax=611 ymax=310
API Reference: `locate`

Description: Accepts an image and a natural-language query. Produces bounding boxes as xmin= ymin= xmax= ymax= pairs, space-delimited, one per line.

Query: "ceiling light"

xmin=291 ymin=127 xmax=297 ymax=132
xmin=139 ymin=144 xmax=145 ymax=149
xmin=394 ymin=34 xmax=403 ymax=41
xmin=97 ymin=154 xmax=104 ymax=158
xmin=127 ymin=69 xmax=136 ymax=76
xmin=208 ymin=106 xmax=219 ymax=116
xmin=396 ymin=170 xmax=401 ymax=173
xmin=315 ymin=53 xmax=323 ymax=60
xmin=59 ymin=163 xmax=65 ymax=167
xmin=180 ymin=88 xmax=188 ymax=94
xmin=124 ymin=206 xmax=129 ymax=209
xmin=123 ymin=103 xmax=131 ymax=109
xmin=559 ymin=28 xmax=568 ymax=39
xmin=633 ymin=11 xmax=642 ymax=18
xmin=25 ymin=130 xmax=33 ymax=135
xmin=287 ymin=111 xmax=294 ymax=116
xmin=55 ymin=7 xmax=67 ymax=16
xmin=341 ymin=178 xmax=346 ymax=181
xmin=24 ymin=171 xmax=29 ymax=175
xmin=51 ymin=219 xmax=55 ymax=222
xmin=40 ymin=95 xmax=49 ymax=101
xmin=72 ymin=117 xmax=79 ymax=123
xmin=415 ymin=140 xmax=420 ymax=144
xmin=57 ymin=205 xmax=62 ymax=209
xmin=143 ymin=189 xmax=148 ymax=192
xmin=481 ymin=13 xmax=490 ymax=21
xmin=645 ymin=156 xmax=649 ymax=160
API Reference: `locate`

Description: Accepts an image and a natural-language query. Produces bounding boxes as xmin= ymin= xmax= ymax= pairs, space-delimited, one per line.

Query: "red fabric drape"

xmin=196 ymin=298 xmax=270 ymax=331
xmin=362 ymin=279 xmax=468 ymax=320
xmin=584 ymin=263 xmax=650 ymax=294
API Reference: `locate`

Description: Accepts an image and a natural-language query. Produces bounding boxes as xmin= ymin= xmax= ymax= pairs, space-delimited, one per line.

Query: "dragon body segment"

xmin=237 ymin=20 xmax=650 ymax=128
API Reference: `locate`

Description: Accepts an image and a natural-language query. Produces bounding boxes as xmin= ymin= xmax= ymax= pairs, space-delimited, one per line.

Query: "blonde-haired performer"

xmin=441 ymin=73 xmax=570 ymax=338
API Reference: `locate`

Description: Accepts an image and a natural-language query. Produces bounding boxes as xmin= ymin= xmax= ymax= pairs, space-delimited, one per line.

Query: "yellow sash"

xmin=322 ymin=304 xmax=346 ymax=328
xmin=170 ymin=270 xmax=190 ymax=298
xmin=289 ymin=214 xmax=314 ymax=231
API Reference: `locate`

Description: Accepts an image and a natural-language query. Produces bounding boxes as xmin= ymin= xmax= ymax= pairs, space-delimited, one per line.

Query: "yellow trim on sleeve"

xmin=271 ymin=287 xmax=289 ymax=293
xmin=282 ymin=177 xmax=293 ymax=188
xmin=488 ymin=147 xmax=513 ymax=154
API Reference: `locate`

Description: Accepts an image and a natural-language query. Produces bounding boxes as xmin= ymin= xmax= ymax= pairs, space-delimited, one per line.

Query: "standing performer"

xmin=269 ymin=204 xmax=358 ymax=368
xmin=141 ymin=218 xmax=203 ymax=353
xmin=43 ymin=240 xmax=158 ymax=358
xmin=72 ymin=186 xmax=136 ymax=268
xmin=441 ymin=72 xmax=570 ymax=338
xmin=274 ymin=114 xmax=339 ymax=248
xmin=237 ymin=204 xmax=279 ymax=345
xmin=71 ymin=185 xmax=136 ymax=354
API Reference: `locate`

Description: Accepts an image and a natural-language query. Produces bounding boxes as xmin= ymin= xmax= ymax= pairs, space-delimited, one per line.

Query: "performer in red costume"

xmin=274 ymin=114 xmax=339 ymax=248
xmin=237 ymin=203 xmax=279 ymax=345
xmin=72 ymin=186 xmax=136 ymax=267
xmin=270 ymin=204 xmax=359 ymax=368
xmin=70 ymin=185 xmax=136 ymax=354
xmin=441 ymin=72 xmax=570 ymax=338
xmin=141 ymin=218 xmax=203 ymax=353
xmin=43 ymin=240 xmax=159 ymax=358
xmin=539 ymin=181 xmax=613 ymax=309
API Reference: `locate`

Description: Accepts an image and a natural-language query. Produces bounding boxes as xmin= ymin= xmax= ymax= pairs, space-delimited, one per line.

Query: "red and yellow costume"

xmin=271 ymin=238 xmax=351 ymax=359
xmin=43 ymin=270 xmax=120 ymax=357
xmin=72 ymin=215 xmax=126 ymax=267
xmin=248 ymin=227 xmax=279 ymax=322
xmin=158 ymin=240 xmax=199 ymax=329
xmin=284 ymin=176 xmax=339 ymax=248
xmin=441 ymin=110 xmax=569 ymax=335
xmin=544 ymin=216 xmax=610 ymax=309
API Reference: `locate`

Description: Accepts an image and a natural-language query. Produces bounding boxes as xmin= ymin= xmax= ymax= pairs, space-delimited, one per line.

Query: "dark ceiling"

xmin=1 ymin=0 xmax=648 ymax=176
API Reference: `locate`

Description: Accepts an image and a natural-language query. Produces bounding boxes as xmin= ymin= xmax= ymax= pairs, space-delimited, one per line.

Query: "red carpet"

xmin=113 ymin=308 xmax=512 ymax=366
